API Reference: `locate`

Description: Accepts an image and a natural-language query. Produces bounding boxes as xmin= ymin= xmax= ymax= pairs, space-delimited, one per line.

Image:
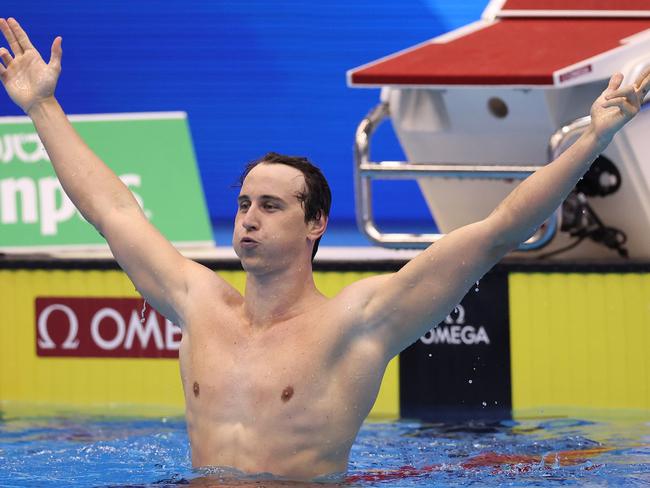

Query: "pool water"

xmin=0 ymin=411 xmax=648 ymax=487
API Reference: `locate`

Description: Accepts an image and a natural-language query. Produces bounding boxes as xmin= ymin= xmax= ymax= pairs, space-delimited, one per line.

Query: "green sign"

xmin=0 ymin=112 xmax=213 ymax=251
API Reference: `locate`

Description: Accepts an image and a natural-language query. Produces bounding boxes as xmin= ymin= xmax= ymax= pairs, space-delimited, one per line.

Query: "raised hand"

xmin=0 ymin=18 xmax=62 ymax=114
xmin=589 ymin=68 xmax=650 ymax=146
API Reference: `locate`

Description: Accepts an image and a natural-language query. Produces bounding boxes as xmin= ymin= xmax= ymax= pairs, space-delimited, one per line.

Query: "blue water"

xmin=0 ymin=412 xmax=648 ymax=487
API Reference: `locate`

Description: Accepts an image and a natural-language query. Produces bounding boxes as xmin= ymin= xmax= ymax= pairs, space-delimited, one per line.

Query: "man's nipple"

xmin=281 ymin=385 xmax=294 ymax=402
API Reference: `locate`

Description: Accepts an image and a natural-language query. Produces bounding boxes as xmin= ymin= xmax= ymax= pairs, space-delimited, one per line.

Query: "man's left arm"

xmin=344 ymin=70 xmax=650 ymax=359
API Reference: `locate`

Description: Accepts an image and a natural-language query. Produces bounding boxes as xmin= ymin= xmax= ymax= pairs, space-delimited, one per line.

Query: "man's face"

xmin=233 ymin=163 xmax=315 ymax=273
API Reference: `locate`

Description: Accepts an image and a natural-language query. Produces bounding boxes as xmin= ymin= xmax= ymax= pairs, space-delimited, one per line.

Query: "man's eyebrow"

xmin=237 ymin=194 xmax=286 ymax=204
xmin=260 ymin=195 xmax=286 ymax=204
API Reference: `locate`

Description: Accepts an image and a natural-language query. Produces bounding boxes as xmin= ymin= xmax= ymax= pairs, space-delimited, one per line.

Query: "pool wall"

xmin=1 ymin=257 xmax=648 ymax=420
xmin=0 ymin=259 xmax=399 ymax=418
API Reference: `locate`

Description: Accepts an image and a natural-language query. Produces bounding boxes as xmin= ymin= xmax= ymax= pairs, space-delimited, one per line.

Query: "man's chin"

xmin=238 ymin=253 xmax=270 ymax=274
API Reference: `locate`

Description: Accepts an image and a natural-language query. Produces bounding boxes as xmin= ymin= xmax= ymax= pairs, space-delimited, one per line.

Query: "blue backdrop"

xmin=0 ymin=1 xmax=485 ymax=243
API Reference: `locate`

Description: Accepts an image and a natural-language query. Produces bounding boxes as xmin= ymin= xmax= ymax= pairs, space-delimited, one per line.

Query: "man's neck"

xmin=243 ymin=261 xmax=324 ymax=329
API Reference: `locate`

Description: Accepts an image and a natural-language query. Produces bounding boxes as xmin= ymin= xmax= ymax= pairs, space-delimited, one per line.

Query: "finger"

xmin=621 ymin=100 xmax=637 ymax=116
xmin=7 ymin=18 xmax=35 ymax=51
xmin=606 ymin=72 xmax=624 ymax=92
xmin=605 ymin=84 xmax=635 ymax=100
xmin=602 ymin=97 xmax=637 ymax=115
xmin=634 ymin=66 xmax=650 ymax=90
xmin=0 ymin=18 xmax=23 ymax=55
xmin=0 ymin=47 xmax=12 ymax=67
xmin=602 ymin=96 xmax=628 ymax=108
xmin=48 ymin=36 xmax=62 ymax=70
xmin=637 ymin=69 xmax=650 ymax=99
xmin=0 ymin=62 xmax=5 ymax=78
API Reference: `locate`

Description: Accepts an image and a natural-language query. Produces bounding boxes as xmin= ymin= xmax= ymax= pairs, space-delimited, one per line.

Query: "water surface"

xmin=0 ymin=410 xmax=648 ymax=487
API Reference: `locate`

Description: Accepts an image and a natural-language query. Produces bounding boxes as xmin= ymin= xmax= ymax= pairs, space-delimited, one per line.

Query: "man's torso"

xmin=178 ymin=277 xmax=388 ymax=480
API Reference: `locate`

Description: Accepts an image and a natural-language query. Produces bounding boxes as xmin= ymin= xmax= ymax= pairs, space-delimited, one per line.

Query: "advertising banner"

xmin=0 ymin=112 xmax=213 ymax=251
xmin=2 ymin=266 xmax=399 ymax=416
xmin=399 ymin=269 xmax=511 ymax=421
xmin=35 ymin=297 xmax=180 ymax=359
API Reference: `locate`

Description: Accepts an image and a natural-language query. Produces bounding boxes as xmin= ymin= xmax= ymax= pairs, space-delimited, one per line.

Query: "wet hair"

xmin=238 ymin=152 xmax=332 ymax=261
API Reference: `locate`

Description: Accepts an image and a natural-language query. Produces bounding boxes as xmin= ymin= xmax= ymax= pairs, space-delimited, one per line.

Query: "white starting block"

xmin=348 ymin=0 xmax=650 ymax=260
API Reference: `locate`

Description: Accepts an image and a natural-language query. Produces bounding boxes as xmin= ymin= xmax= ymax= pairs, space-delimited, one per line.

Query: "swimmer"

xmin=1 ymin=17 xmax=648 ymax=482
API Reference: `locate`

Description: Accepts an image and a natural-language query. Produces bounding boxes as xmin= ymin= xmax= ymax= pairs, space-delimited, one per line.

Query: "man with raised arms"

xmin=1 ymin=18 xmax=648 ymax=482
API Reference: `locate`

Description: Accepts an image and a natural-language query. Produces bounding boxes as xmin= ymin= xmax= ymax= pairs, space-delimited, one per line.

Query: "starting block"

xmin=348 ymin=0 xmax=650 ymax=259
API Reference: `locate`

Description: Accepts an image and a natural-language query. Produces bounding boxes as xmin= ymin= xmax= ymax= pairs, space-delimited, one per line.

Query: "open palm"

xmin=0 ymin=18 xmax=62 ymax=114
xmin=590 ymin=69 xmax=650 ymax=146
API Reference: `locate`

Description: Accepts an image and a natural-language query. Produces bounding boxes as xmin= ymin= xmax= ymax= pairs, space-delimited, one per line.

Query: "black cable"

xmin=537 ymin=236 xmax=586 ymax=260
xmin=537 ymin=191 xmax=629 ymax=259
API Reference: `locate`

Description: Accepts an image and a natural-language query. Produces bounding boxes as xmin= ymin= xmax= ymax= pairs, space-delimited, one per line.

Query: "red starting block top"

xmin=499 ymin=0 xmax=650 ymax=16
xmin=348 ymin=18 xmax=650 ymax=87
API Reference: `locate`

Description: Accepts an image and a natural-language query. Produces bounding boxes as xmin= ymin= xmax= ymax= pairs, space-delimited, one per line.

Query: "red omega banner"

xmin=35 ymin=297 xmax=181 ymax=358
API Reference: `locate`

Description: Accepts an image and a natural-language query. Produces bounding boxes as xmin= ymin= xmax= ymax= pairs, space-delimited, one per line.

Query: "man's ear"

xmin=307 ymin=213 xmax=328 ymax=240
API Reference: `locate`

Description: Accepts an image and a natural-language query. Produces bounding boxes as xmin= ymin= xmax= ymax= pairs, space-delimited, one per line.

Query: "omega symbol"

xmin=37 ymin=304 xmax=80 ymax=349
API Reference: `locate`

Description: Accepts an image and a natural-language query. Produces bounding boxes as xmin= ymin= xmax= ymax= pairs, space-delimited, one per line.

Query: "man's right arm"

xmin=29 ymin=97 xmax=198 ymax=324
xmin=0 ymin=18 xmax=216 ymax=325
xmin=28 ymin=97 xmax=141 ymax=230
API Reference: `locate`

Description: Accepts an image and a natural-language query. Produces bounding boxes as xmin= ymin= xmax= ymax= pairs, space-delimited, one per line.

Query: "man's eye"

xmin=239 ymin=202 xmax=250 ymax=211
xmin=263 ymin=203 xmax=277 ymax=210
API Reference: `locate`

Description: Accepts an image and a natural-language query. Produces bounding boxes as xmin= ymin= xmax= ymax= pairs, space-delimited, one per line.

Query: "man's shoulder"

xmin=327 ymin=273 xmax=393 ymax=306
xmin=185 ymin=261 xmax=243 ymax=306
xmin=313 ymin=273 xmax=395 ymax=335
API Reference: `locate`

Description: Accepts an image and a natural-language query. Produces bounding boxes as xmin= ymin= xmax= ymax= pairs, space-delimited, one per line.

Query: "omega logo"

xmin=35 ymin=299 xmax=181 ymax=357
xmin=420 ymin=304 xmax=490 ymax=346
xmin=37 ymin=304 xmax=80 ymax=349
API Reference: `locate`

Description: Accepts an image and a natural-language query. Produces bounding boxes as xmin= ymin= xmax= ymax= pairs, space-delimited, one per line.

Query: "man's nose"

xmin=241 ymin=207 xmax=259 ymax=231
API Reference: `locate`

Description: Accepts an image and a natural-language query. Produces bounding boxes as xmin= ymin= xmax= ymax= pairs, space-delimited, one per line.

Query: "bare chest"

xmin=176 ymin=300 xmax=387 ymax=471
xmin=179 ymin=315 xmax=340 ymax=424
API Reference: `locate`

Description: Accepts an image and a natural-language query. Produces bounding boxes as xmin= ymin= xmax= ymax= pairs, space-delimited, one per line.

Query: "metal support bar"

xmin=353 ymin=101 xmax=558 ymax=249
xmin=548 ymin=96 xmax=650 ymax=159
xmin=548 ymin=115 xmax=591 ymax=161
xmin=546 ymin=93 xmax=650 ymax=160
